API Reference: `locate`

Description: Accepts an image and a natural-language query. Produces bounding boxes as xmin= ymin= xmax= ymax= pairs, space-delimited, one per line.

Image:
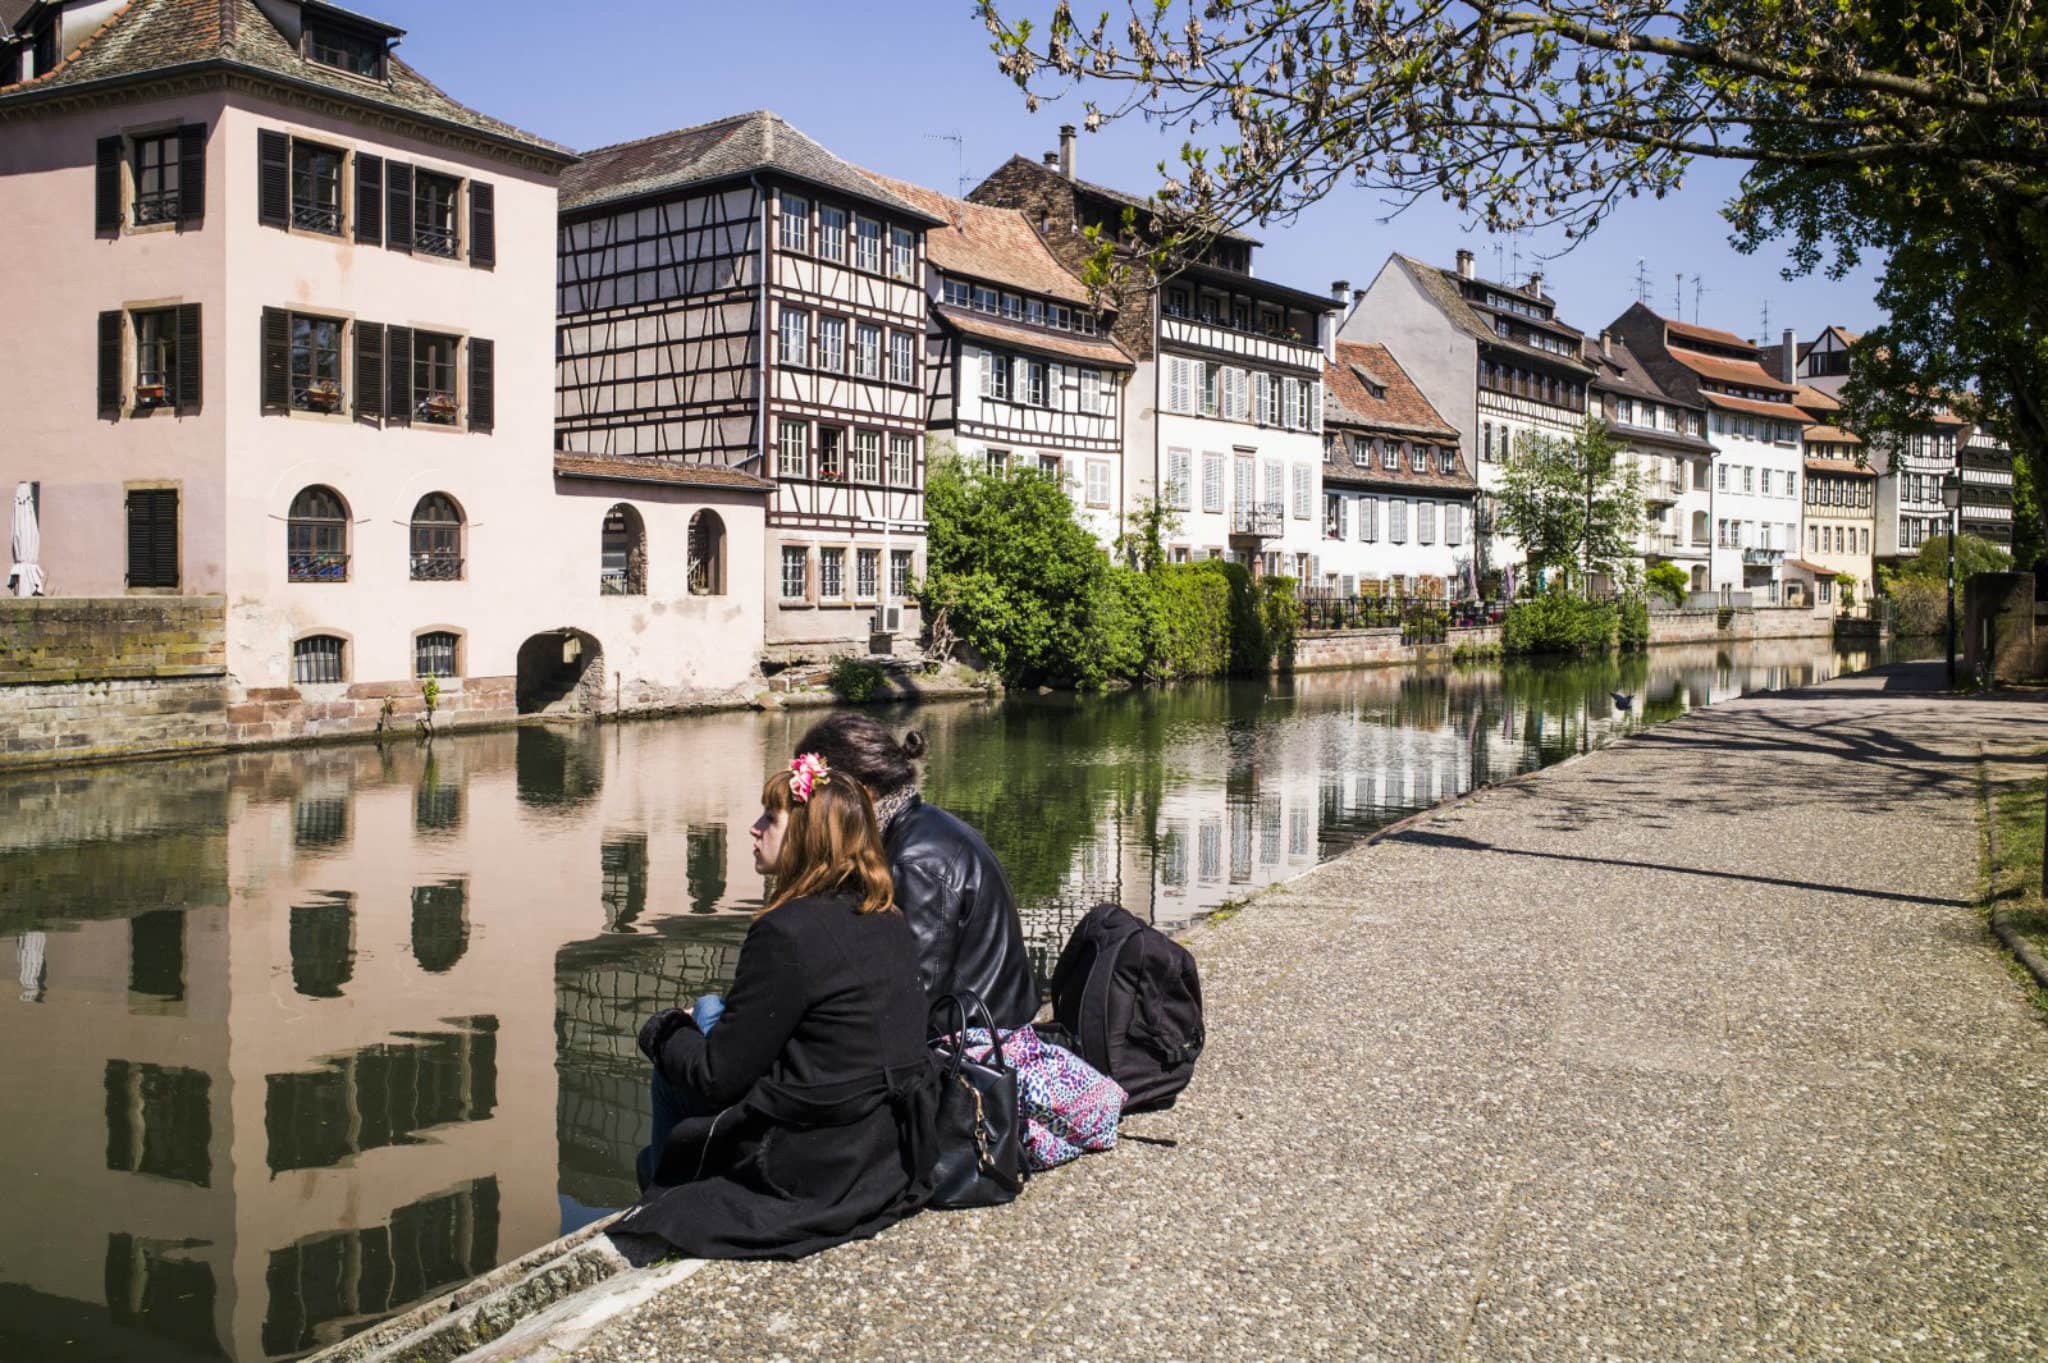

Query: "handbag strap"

xmin=932 ymin=990 xmax=1009 ymax=1075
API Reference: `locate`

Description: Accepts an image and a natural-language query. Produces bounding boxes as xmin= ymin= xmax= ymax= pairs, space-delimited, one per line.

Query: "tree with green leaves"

xmin=1886 ymin=531 xmax=2015 ymax=586
xmin=977 ymin=0 xmax=2048 ymax=546
xmin=1492 ymin=420 xmax=1644 ymax=591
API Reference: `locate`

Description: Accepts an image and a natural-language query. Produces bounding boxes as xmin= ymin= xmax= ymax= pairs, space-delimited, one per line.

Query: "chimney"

xmin=1330 ymin=280 xmax=1350 ymax=303
xmin=1042 ymin=151 xmax=1059 ymax=169
xmin=1780 ymin=327 xmax=1796 ymax=385
xmin=1527 ymin=270 xmax=1544 ymax=297
xmin=1059 ymin=124 xmax=1077 ymax=180
xmin=1455 ymin=248 xmax=1475 ymax=280
xmin=1599 ymin=329 xmax=1612 ymax=360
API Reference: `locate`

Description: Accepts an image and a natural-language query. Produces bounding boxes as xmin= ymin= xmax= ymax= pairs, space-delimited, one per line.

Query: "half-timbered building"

xmin=865 ymin=172 xmax=1134 ymax=547
xmin=968 ymin=132 xmax=1339 ymax=577
xmin=1588 ymin=332 xmax=1716 ymax=595
xmin=557 ymin=111 xmax=945 ymax=656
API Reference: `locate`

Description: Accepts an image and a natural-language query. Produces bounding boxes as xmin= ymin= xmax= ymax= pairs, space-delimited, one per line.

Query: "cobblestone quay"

xmin=573 ymin=661 xmax=2047 ymax=1363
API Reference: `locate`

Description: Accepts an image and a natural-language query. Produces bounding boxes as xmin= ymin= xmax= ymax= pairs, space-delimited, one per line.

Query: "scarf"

xmin=872 ymin=786 xmax=920 ymax=836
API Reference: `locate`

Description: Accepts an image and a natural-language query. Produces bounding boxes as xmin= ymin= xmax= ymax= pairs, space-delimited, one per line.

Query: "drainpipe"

xmin=753 ymin=174 xmax=768 ymax=472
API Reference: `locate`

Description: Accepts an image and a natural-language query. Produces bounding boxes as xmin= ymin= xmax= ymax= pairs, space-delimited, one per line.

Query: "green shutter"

xmin=386 ymin=325 xmax=413 ymax=423
xmin=385 ymin=161 xmax=413 ymax=252
xmin=354 ymin=322 xmax=384 ymax=422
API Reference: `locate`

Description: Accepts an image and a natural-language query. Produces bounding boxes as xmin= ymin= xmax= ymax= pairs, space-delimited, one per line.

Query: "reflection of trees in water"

xmin=515 ymin=726 xmax=605 ymax=811
xmin=414 ymin=751 xmax=463 ymax=834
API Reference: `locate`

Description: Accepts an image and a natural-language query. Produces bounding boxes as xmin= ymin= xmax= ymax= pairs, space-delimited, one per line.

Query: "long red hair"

xmin=760 ymin=766 xmax=894 ymax=915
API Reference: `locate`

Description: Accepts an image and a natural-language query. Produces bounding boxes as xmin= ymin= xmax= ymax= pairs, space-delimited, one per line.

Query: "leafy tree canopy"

xmin=1492 ymin=419 xmax=1645 ymax=590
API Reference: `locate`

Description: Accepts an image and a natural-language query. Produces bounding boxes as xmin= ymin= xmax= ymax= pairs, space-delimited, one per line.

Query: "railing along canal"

xmin=1297 ymin=594 xmax=1507 ymax=643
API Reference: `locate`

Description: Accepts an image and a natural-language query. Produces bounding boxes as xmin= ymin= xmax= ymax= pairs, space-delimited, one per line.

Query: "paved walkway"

xmin=572 ymin=662 xmax=2048 ymax=1362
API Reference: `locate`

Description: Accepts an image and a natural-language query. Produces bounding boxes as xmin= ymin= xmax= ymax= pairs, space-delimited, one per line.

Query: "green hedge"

xmin=1502 ymin=593 xmax=1620 ymax=657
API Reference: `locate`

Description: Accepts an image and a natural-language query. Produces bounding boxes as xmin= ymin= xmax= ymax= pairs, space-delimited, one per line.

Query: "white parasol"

xmin=10 ymin=481 xmax=43 ymax=598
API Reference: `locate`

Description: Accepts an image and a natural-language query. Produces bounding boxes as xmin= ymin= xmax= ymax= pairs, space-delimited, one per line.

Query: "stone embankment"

xmin=362 ymin=659 xmax=2047 ymax=1363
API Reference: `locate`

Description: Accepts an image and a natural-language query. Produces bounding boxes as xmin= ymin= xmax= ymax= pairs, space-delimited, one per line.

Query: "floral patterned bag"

xmin=956 ymin=1024 xmax=1125 ymax=1171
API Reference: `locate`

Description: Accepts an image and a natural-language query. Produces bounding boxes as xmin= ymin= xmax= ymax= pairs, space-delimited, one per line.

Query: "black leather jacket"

xmin=884 ymin=796 xmax=1038 ymax=1030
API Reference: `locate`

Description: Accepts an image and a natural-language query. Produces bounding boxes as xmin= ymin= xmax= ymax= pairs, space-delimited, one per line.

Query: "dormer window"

xmin=307 ymin=24 xmax=387 ymax=80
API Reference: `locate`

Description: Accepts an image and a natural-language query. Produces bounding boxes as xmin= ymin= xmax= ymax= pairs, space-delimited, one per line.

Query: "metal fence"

xmin=1297 ymin=594 xmax=1507 ymax=638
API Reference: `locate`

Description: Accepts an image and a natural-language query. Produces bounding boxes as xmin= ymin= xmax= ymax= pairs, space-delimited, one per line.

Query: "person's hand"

xmin=637 ymin=1008 xmax=689 ymax=1061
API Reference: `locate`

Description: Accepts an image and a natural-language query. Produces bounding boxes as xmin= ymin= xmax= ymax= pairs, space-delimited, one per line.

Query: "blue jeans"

xmin=638 ymin=1066 xmax=713 ymax=1190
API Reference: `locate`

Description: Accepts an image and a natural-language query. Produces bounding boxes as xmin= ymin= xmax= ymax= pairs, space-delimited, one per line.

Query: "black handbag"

xmin=927 ymin=991 xmax=1023 ymax=1210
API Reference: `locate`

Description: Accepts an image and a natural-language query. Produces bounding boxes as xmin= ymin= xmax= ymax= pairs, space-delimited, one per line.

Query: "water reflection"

xmin=0 ymin=639 xmax=1913 ymax=1360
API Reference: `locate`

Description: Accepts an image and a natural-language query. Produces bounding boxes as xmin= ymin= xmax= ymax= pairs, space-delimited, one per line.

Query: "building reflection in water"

xmin=0 ymin=638 xmax=1904 ymax=1360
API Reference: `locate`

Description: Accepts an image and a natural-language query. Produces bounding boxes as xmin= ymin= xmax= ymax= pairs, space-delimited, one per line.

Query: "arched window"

xmin=287 ymin=486 xmax=349 ymax=582
xmin=292 ymin=634 xmax=347 ymax=685
xmin=410 ymin=493 xmax=464 ymax=580
xmin=414 ymin=630 xmax=460 ymax=679
xmin=600 ymin=504 xmax=646 ymax=595
xmin=687 ymin=509 xmax=725 ymax=595
xmin=1689 ymin=510 xmax=1710 ymax=546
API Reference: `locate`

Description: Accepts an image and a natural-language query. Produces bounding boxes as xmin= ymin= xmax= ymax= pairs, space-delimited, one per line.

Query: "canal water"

xmin=0 ymin=639 xmax=1911 ymax=1362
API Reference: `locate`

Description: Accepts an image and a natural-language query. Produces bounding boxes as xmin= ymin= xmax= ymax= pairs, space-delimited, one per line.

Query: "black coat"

xmin=887 ymin=797 xmax=1039 ymax=1029
xmin=620 ymin=892 xmax=939 ymax=1260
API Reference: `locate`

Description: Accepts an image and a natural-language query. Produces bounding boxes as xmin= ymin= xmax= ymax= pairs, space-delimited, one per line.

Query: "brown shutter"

xmin=177 ymin=123 xmax=205 ymax=222
xmin=468 ymin=180 xmax=494 ymax=268
xmin=261 ymin=307 xmax=289 ymax=412
xmin=96 ymin=135 xmax=122 ymax=232
xmin=353 ymin=153 xmax=383 ymax=246
xmin=353 ymin=321 xmax=384 ymax=421
xmin=174 ymin=302 xmax=201 ymax=409
xmin=126 ymin=492 xmax=153 ymax=587
xmin=467 ymin=337 xmax=494 ymax=432
xmin=98 ymin=310 xmax=124 ymax=416
xmin=126 ymin=489 xmax=179 ymax=589
xmin=385 ymin=161 xmax=413 ymax=252
xmin=258 ymin=129 xmax=289 ymax=228
xmin=386 ymin=324 xmax=413 ymax=424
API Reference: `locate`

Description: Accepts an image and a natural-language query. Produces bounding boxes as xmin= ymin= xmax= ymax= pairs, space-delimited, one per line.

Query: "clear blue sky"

xmin=385 ymin=0 xmax=1883 ymax=344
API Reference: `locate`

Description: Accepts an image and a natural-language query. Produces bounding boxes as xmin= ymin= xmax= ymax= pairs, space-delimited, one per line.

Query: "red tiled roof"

xmin=1805 ymin=456 xmax=1875 ymax=476
xmin=1794 ymin=383 xmax=1843 ymax=412
xmin=1665 ymin=317 xmax=1753 ymax=350
xmin=863 ymin=173 xmax=1092 ymax=304
xmin=933 ymin=304 xmax=1133 ymax=368
xmin=1803 ymin=426 xmax=1864 ymax=447
xmin=1667 ymin=346 xmax=1796 ymax=393
xmin=1783 ymin=558 xmax=1833 ymax=575
xmin=553 ymin=454 xmax=774 ymax=492
xmin=1322 ymin=341 xmax=1460 ymax=440
xmin=1703 ymin=391 xmax=1810 ymax=422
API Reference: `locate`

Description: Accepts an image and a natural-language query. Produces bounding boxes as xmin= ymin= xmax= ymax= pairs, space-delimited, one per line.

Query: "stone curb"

xmin=1976 ymin=747 xmax=2048 ymax=995
xmin=1991 ymin=907 xmax=2048 ymax=992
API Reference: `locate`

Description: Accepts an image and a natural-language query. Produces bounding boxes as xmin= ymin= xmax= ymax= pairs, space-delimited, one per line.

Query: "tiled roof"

xmin=1392 ymin=254 xmax=1595 ymax=375
xmin=1664 ymin=317 xmax=1752 ymax=350
xmin=1805 ymin=456 xmax=1874 ymax=475
xmin=1703 ymin=390 xmax=1810 ymax=422
xmin=1046 ymin=157 xmax=1260 ymax=246
xmin=1322 ymin=341 xmax=1461 ymax=442
xmin=1591 ymin=337 xmax=1703 ymax=409
xmin=1321 ymin=444 xmax=1477 ymax=494
xmin=1794 ymin=383 xmax=1843 ymax=412
xmin=1783 ymin=558 xmax=1833 ymax=575
xmin=1803 ymin=425 xmax=1864 ymax=446
xmin=1666 ymin=346 xmax=1797 ymax=393
xmin=0 ymin=0 xmax=571 ymax=161
xmin=932 ymin=304 xmax=1133 ymax=369
xmin=563 ymin=110 xmax=941 ymax=220
xmin=553 ymin=454 xmax=774 ymax=493
xmin=862 ymin=172 xmax=1092 ymax=303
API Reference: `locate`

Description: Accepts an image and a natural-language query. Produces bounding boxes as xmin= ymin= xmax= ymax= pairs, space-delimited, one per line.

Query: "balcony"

xmin=1742 ymin=547 xmax=1785 ymax=566
xmin=1230 ymin=504 xmax=1285 ymax=539
xmin=1644 ymin=477 xmax=1685 ymax=504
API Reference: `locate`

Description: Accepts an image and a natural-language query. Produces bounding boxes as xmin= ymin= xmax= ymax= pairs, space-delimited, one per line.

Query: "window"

xmin=1717 ymin=463 xmax=1728 ymax=491
xmin=777 ymin=420 xmax=808 ymax=478
xmin=132 ymin=133 xmax=181 ymax=225
xmin=1388 ymin=498 xmax=1409 ymax=543
xmin=291 ymin=141 xmax=343 ymax=234
xmin=125 ymin=487 xmax=179 ymax=588
xmin=1292 ymin=465 xmax=1312 ymax=520
xmin=413 ymin=332 xmax=458 ymax=424
xmin=1086 ymin=459 xmax=1111 ymax=508
xmin=293 ymin=635 xmax=346 ymax=685
xmin=985 ymin=447 xmax=1008 ymax=474
xmin=889 ymin=330 xmax=914 ymax=385
xmin=1202 ymin=453 xmax=1225 ymax=513
xmin=852 ymin=430 xmax=881 ymax=483
xmin=1201 ymin=362 xmax=1221 ymax=416
xmin=287 ymin=486 xmax=349 ymax=583
xmin=854 ymin=323 xmax=881 ymax=378
xmin=816 ymin=204 xmax=846 ymax=262
xmin=890 ymin=226 xmax=916 ymax=280
xmin=290 ymin=313 xmax=344 ymax=412
xmin=685 ymin=509 xmax=726 ymax=595
xmin=1382 ymin=441 xmax=1399 ymax=471
xmin=817 ymin=315 xmax=846 ymax=372
xmin=856 ymin=548 xmax=880 ymax=598
xmin=1418 ymin=501 xmax=1436 ymax=544
xmin=600 ymin=504 xmax=645 ymax=595
xmin=133 ymin=309 xmax=178 ymax=408
xmin=414 ymin=171 xmax=459 ymax=257
xmin=414 ymin=631 xmax=459 ymax=679
xmin=988 ymin=351 xmax=1011 ymax=401
xmin=818 ymin=426 xmax=845 ymax=480
xmin=1819 ymin=578 xmax=1832 ymax=604
xmin=853 ymin=215 xmax=882 ymax=271
xmin=1026 ymin=360 xmax=1048 ymax=406
xmin=1260 ymin=372 xmax=1281 ymax=426
xmin=779 ymin=192 xmax=810 ymax=252
xmin=781 ymin=546 xmax=809 ymax=600
xmin=819 ymin=547 xmax=845 ymax=599
xmin=410 ymin=494 xmax=462 ymax=581
xmin=1439 ymin=447 xmax=1457 ymax=474
xmin=307 ymin=23 xmax=386 ymax=77
xmin=888 ymin=433 xmax=916 ymax=487
xmin=1167 ymin=449 xmax=1192 ymax=510
xmin=1742 ymin=466 xmax=1754 ymax=493
xmin=1324 ymin=492 xmax=1344 ymax=540
xmin=891 ymin=549 xmax=914 ymax=598
xmin=778 ymin=307 xmax=809 ymax=366
xmin=1409 ymin=444 xmax=1427 ymax=473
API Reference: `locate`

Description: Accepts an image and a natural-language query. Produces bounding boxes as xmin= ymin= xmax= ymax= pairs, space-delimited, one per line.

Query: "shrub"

xmin=829 ymin=657 xmax=885 ymax=702
xmin=1147 ymin=563 xmax=1233 ymax=679
xmin=1645 ymin=560 xmax=1689 ymax=608
xmin=1502 ymin=592 xmax=1618 ymax=656
xmin=1617 ymin=597 xmax=1650 ymax=652
xmin=1887 ymin=578 xmax=1949 ymax=636
xmin=1257 ymin=576 xmax=1302 ymax=671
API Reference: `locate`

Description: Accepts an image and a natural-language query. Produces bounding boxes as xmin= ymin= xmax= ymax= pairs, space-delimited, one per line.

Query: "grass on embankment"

xmin=1983 ymin=763 xmax=2048 ymax=1013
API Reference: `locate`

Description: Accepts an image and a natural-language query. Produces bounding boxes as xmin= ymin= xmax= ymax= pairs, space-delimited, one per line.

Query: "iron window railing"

xmin=599 ymin=566 xmax=645 ymax=596
xmin=1297 ymin=595 xmax=1507 ymax=637
xmin=1230 ymin=504 xmax=1286 ymax=538
xmin=414 ymin=632 xmax=459 ymax=679
xmin=411 ymin=552 xmax=463 ymax=581
xmin=288 ymin=551 xmax=349 ymax=583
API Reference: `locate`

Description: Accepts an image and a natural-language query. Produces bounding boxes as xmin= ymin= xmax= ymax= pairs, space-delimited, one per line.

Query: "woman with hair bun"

xmin=793 ymin=712 xmax=1037 ymax=1029
xmin=625 ymin=754 xmax=938 ymax=1258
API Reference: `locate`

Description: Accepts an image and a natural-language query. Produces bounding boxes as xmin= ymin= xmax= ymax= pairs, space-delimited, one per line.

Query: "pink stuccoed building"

xmin=0 ymin=0 xmax=771 ymax=739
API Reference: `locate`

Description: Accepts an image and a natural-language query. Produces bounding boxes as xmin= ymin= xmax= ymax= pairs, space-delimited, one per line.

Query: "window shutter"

xmin=385 ymin=161 xmax=414 ymax=252
xmin=260 ymin=307 xmax=289 ymax=412
xmin=353 ymin=322 xmax=384 ymax=421
xmin=174 ymin=303 xmax=201 ymax=409
xmin=386 ymin=324 xmax=413 ymax=423
xmin=177 ymin=123 xmax=205 ymax=222
xmin=126 ymin=489 xmax=178 ymax=589
xmin=468 ymin=180 xmax=495 ymax=268
xmin=258 ymin=129 xmax=289 ymax=228
xmin=353 ymin=153 xmax=383 ymax=245
xmin=96 ymin=135 xmax=122 ymax=232
xmin=126 ymin=492 xmax=152 ymax=587
xmin=98 ymin=310 xmax=124 ymax=416
xmin=467 ymin=336 xmax=494 ymax=431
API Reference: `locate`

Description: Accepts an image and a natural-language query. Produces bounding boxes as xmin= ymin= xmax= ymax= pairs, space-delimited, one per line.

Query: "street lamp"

xmin=1942 ymin=470 xmax=1963 ymax=686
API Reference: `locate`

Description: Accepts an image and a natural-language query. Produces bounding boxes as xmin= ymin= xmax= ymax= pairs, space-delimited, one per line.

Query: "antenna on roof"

xmin=924 ymin=131 xmax=969 ymax=197
xmin=1760 ymin=298 xmax=1771 ymax=344
xmin=1634 ymin=258 xmax=1652 ymax=305
xmin=1673 ymin=273 xmax=1684 ymax=313
xmin=1690 ymin=274 xmax=1707 ymax=324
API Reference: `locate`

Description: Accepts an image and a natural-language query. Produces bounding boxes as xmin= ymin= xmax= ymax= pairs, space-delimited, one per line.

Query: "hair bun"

xmin=899 ymin=730 xmax=927 ymax=759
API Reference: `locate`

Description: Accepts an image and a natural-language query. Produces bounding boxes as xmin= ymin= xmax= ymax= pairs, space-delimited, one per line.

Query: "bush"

xmin=1257 ymin=576 xmax=1302 ymax=671
xmin=829 ymin=657 xmax=885 ymax=702
xmin=1617 ymin=597 xmax=1650 ymax=652
xmin=1146 ymin=563 xmax=1233 ymax=679
xmin=1888 ymin=578 xmax=1949 ymax=636
xmin=1645 ymin=560 xmax=1689 ymax=608
xmin=1502 ymin=592 xmax=1619 ymax=656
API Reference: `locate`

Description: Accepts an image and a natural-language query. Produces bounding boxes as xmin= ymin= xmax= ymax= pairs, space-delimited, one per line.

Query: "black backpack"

xmin=1049 ymin=903 xmax=1205 ymax=1112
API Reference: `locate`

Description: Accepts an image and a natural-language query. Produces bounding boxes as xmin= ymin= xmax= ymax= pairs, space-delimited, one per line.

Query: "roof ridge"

xmin=218 ymin=0 xmax=235 ymax=51
xmin=577 ymin=108 xmax=763 ymax=160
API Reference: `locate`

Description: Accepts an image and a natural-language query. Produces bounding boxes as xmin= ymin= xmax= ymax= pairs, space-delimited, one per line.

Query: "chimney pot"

xmin=1780 ymin=327 xmax=1797 ymax=385
xmin=1600 ymin=329 xmax=1612 ymax=359
xmin=1330 ymin=279 xmax=1351 ymax=303
xmin=1043 ymin=151 xmax=1059 ymax=168
xmin=1527 ymin=270 xmax=1543 ymax=297
xmin=1059 ymin=124 xmax=1077 ymax=180
xmin=1455 ymin=248 xmax=1475 ymax=280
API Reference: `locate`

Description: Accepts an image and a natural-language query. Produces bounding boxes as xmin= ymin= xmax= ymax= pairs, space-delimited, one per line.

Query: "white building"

xmin=1587 ymin=333 xmax=1716 ymax=594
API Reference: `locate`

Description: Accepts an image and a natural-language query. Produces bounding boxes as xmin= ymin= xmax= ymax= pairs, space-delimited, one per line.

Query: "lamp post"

xmin=1941 ymin=471 xmax=1963 ymax=687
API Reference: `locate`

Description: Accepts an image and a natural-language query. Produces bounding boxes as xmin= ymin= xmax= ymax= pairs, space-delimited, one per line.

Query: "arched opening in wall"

xmin=687 ymin=510 xmax=726 ymax=596
xmin=1689 ymin=565 xmax=1708 ymax=592
xmin=411 ymin=493 xmax=465 ymax=581
xmin=599 ymin=505 xmax=645 ymax=595
xmin=288 ymin=485 xmax=350 ymax=583
xmin=1690 ymin=510 xmax=1709 ymax=546
xmin=515 ymin=629 xmax=605 ymax=716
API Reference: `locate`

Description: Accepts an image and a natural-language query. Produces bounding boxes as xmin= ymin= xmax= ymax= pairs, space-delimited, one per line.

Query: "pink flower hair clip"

xmin=789 ymin=752 xmax=831 ymax=804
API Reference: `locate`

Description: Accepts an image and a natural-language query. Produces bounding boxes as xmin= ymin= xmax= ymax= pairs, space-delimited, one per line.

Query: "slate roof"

xmin=862 ymin=172 xmax=1092 ymax=303
xmin=553 ymin=454 xmax=774 ymax=493
xmin=1322 ymin=340 xmax=1462 ymax=442
xmin=932 ymin=305 xmax=1133 ymax=369
xmin=1391 ymin=254 xmax=1596 ymax=375
xmin=563 ymin=110 xmax=941 ymax=221
xmin=0 ymin=0 xmax=571 ymax=161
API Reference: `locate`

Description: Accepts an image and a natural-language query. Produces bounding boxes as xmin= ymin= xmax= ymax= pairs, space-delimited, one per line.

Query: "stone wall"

xmin=223 ymin=676 xmax=519 ymax=747
xmin=1647 ymin=606 xmax=1836 ymax=645
xmin=1 ymin=596 xmax=226 ymax=682
xmin=1293 ymin=625 xmax=1501 ymax=672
